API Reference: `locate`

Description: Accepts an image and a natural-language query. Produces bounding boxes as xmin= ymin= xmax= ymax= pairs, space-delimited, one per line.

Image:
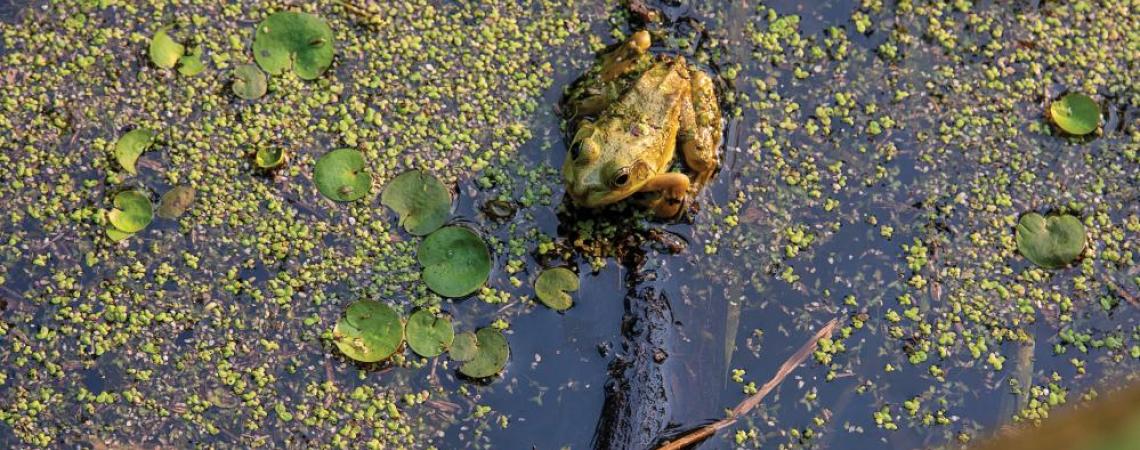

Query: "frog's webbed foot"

xmin=678 ymin=66 xmax=722 ymax=193
xmin=564 ymin=31 xmax=651 ymax=120
xmin=599 ymin=30 xmax=651 ymax=82
xmin=638 ymin=172 xmax=690 ymax=219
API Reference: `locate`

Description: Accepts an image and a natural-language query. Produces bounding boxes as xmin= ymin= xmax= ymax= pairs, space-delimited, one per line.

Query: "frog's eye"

xmin=609 ymin=167 xmax=632 ymax=188
xmin=568 ymin=141 xmax=583 ymax=160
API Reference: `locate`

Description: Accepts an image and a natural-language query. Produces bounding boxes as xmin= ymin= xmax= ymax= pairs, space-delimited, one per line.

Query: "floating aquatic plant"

xmin=106 ymin=190 xmax=153 ymax=241
xmin=449 ymin=331 xmax=478 ymax=362
xmin=313 ymin=148 xmax=371 ymax=202
xmin=233 ymin=64 xmax=268 ymax=100
xmin=178 ymin=45 xmax=205 ymax=76
xmin=114 ymin=128 xmax=155 ymax=175
xmin=1049 ymin=93 xmax=1100 ymax=136
xmin=535 ymin=267 xmax=579 ymax=311
xmin=381 ymin=170 xmax=451 ymax=236
xmin=255 ymin=147 xmax=287 ymax=169
xmin=156 ymin=186 xmax=195 ymax=219
xmin=418 ymin=226 xmax=491 ymax=298
xmin=405 ymin=310 xmax=455 ymax=357
xmin=253 ymin=11 xmax=335 ymax=80
xmin=332 ymin=300 xmax=404 ymax=363
xmin=458 ymin=327 xmax=510 ymax=379
xmin=1016 ymin=212 xmax=1087 ymax=269
xmin=149 ymin=28 xmax=184 ymax=69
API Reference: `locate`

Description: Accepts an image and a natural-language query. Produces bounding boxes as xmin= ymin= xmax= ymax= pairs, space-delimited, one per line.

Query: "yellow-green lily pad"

xmin=418 ymin=226 xmax=491 ymax=298
xmin=405 ymin=310 xmax=454 ymax=358
xmin=450 ymin=331 xmax=477 ymax=362
xmin=332 ymin=300 xmax=404 ymax=363
xmin=156 ymin=186 xmax=195 ymax=219
xmin=458 ymin=327 xmax=510 ymax=379
xmin=381 ymin=170 xmax=451 ymax=236
xmin=1016 ymin=213 xmax=1087 ymax=269
xmin=114 ymin=128 xmax=155 ymax=175
xmin=314 ymin=148 xmax=371 ymax=202
xmin=233 ymin=64 xmax=267 ymax=100
xmin=177 ymin=45 xmax=205 ymax=76
xmin=253 ymin=11 xmax=335 ymax=80
xmin=535 ymin=267 xmax=579 ymax=311
xmin=255 ymin=147 xmax=287 ymax=169
xmin=1050 ymin=93 xmax=1100 ymax=136
xmin=149 ymin=27 xmax=184 ymax=69
xmin=107 ymin=190 xmax=153 ymax=233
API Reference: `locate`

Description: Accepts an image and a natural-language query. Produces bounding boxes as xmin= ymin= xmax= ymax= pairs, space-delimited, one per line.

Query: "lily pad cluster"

xmin=1016 ymin=212 xmax=1087 ymax=269
xmin=331 ymin=302 xmax=508 ymax=378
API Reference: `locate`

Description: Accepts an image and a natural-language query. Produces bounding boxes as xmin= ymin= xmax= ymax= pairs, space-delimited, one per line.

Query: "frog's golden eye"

xmin=609 ymin=167 xmax=632 ymax=188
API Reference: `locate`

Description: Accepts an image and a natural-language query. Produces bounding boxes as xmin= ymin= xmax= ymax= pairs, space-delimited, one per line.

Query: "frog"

xmin=561 ymin=30 xmax=722 ymax=219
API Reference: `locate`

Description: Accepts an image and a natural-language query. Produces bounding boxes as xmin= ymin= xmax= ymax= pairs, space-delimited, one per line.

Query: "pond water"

xmin=0 ymin=0 xmax=1137 ymax=449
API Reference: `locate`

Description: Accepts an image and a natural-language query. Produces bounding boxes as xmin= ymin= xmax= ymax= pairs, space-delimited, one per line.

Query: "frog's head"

xmin=562 ymin=118 xmax=661 ymax=208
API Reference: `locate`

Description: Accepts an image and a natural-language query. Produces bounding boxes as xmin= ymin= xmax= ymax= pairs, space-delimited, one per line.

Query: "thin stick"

xmin=656 ymin=318 xmax=840 ymax=450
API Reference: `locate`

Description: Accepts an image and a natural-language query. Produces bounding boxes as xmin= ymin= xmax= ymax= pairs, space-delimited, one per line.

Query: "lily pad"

xmin=381 ymin=170 xmax=451 ymax=236
xmin=255 ymin=147 xmax=287 ymax=169
xmin=107 ymin=190 xmax=153 ymax=233
xmin=332 ymin=300 xmax=404 ymax=363
xmin=314 ymin=148 xmax=371 ymax=202
xmin=535 ymin=267 xmax=579 ymax=311
xmin=177 ymin=45 xmax=205 ymax=76
xmin=157 ymin=186 xmax=195 ymax=219
xmin=450 ymin=331 xmax=477 ymax=362
xmin=149 ymin=28 xmax=184 ymax=69
xmin=114 ymin=128 xmax=155 ymax=175
xmin=1050 ymin=93 xmax=1100 ymax=136
xmin=233 ymin=64 xmax=267 ymax=100
xmin=405 ymin=310 xmax=454 ymax=357
xmin=418 ymin=226 xmax=491 ymax=298
xmin=106 ymin=227 xmax=134 ymax=242
xmin=1016 ymin=213 xmax=1087 ymax=269
xmin=252 ymin=11 xmax=335 ymax=80
xmin=458 ymin=327 xmax=510 ymax=379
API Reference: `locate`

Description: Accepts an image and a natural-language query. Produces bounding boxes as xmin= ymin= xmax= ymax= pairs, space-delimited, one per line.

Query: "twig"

xmin=656 ymin=318 xmax=840 ymax=450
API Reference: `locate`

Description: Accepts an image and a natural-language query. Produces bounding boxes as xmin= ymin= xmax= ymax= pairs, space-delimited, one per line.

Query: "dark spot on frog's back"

xmin=260 ymin=50 xmax=271 ymax=58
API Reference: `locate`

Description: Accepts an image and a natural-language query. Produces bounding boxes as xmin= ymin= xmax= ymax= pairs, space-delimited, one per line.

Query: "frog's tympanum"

xmin=562 ymin=30 xmax=722 ymax=218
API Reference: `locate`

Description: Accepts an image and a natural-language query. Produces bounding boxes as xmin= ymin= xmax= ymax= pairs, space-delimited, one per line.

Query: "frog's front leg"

xmin=678 ymin=68 xmax=722 ymax=192
xmin=639 ymin=172 xmax=690 ymax=218
xmin=599 ymin=30 xmax=651 ymax=82
xmin=564 ymin=32 xmax=651 ymax=119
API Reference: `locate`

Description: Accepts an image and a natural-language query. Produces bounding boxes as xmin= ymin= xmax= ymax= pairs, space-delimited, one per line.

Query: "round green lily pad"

xmin=535 ymin=267 xmax=579 ymax=311
xmin=1016 ymin=212 xmax=1087 ymax=269
xmin=418 ymin=226 xmax=491 ymax=298
xmin=149 ymin=27 xmax=184 ymax=69
xmin=114 ymin=128 xmax=155 ymax=175
xmin=157 ymin=186 xmax=195 ymax=219
xmin=178 ymin=45 xmax=205 ymax=76
xmin=233 ymin=64 xmax=267 ymax=100
xmin=107 ymin=190 xmax=153 ymax=233
xmin=1050 ymin=93 xmax=1100 ymax=136
xmin=252 ymin=11 xmax=335 ymax=80
xmin=332 ymin=300 xmax=404 ymax=363
xmin=458 ymin=327 xmax=510 ymax=379
xmin=450 ymin=331 xmax=478 ymax=362
xmin=255 ymin=147 xmax=286 ymax=169
xmin=313 ymin=148 xmax=371 ymax=202
xmin=381 ymin=170 xmax=451 ymax=236
xmin=405 ymin=310 xmax=454 ymax=357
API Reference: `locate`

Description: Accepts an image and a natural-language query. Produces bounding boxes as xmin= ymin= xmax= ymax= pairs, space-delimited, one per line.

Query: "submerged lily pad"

xmin=381 ymin=170 xmax=451 ymax=236
xmin=149 ymin=28 xmax=184 ymax=69
xmin=107 ymin=190 xmax=153 ymax=233
xmin=114 ymin=128 xmax=155 ymax=175
xmin=255 ymin=147 xmax=287 ymax=169
xmin=232 ymin=64 xmax=267 ymax=100
xmin=1016 ymin=213 xmax=1087 ymax=269
xmin=252 ymin=11 xmax=335 ymax=80
xmin=458 ymin=327 xmax=510 ymax=379
xmin=405 ymin=310 xmax=454 ymax=357
xmin=157 ymin=186 xmax=195 ymax=219
xmin=418 ymin=226 xmax=491 ymax=298
xmin=450 ymin=331 xmax=478 ymax=362
xmin=178 ymin=45 xmax=205 ymax=76
xmin=314 ymin=148 xmax=371 ymax=202
xmin=332 ymin=300 xmax=403 ymax=363
xmin=535 ymin=267 xmax=579 ymax=311
xmin=1050 ymin=93 xmax=1100 ymax=136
